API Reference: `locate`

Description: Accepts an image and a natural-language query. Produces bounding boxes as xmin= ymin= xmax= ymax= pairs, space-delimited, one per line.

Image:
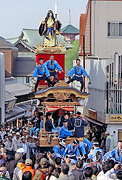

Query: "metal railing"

xmin=106 ymin=54 xmax=122 ymax=114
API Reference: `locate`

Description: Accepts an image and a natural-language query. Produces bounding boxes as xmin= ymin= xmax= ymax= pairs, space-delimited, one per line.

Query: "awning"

xmin=17 ymin=104 xmax=32 ymax=117
xmin=5 ymin=106 xmax=26 ymax=122
xmin=46 ymin=106 xmax=60 ymax=112
xmin=83 ymin=116 xmax=105 ymax=127
xmin=46 ymin=106 xmax=74 ymax=113
xmin=61 ymin=106 xmax=74 ymax=112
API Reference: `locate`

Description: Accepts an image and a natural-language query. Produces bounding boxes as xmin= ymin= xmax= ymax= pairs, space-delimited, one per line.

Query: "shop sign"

xmin=110 ymin=115 xmax=122 ymax=122
xmin=88 ymin=109 xmax=97 ymax=120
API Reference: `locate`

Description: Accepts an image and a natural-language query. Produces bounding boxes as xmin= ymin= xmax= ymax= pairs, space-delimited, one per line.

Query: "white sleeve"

xmin=105 ymin=168 xmax=114 ymax=178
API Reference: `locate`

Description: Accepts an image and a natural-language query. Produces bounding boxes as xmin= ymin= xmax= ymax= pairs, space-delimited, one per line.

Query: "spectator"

xmin=58 ymin=163 xmax=74 ymax=180
xmin=105 ymin=132 xmax=114 ymax=152
xmin=23 ymin=159 xmax=35 ymax=179
xmin=13 ymin=132 xmax=22 ymax=149
xmin=55 ymin=157 xmax=61 ymax=177
xmin=33 ymin=158 xmax=48 ymax=180
xmin=5 ymin=133 xmax=17 ymax=158
xmin=92 ymin=166 xmax=99 ymax=180
xmin=22 ymin=171 xmax=32 ymax=180
xmin=71 ymin=160 xmax=84 ymax=180
xmin=0 ymin=167 xmax=10 ymax=180
xmin=13 ymin=159 xmax=25 ymax=180
xmin=46 ymin=164 xmax=57 ymax=180
xmin=8 ymin=152 xmax=22 ymax=179
xmin=84 ymin=167 xmax=93 ymax=180
xmin=117 ymin=169 xmax=122 ymax=180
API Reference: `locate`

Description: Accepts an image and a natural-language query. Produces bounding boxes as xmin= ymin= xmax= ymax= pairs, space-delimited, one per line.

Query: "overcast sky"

xmin=0 ymin=0 xmax=88 ymax=38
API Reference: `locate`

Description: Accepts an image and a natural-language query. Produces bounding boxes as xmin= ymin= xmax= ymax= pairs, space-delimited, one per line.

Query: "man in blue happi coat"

xmin=66 ymin=59 xmax=90 ymax=91
xmin=33 ymin=58 xmax=54 ymax=92
xmin=44 ymin=55 xmax=63 ymax=86
xmin=53 ymin=141 xmax=66 ymax=158
xmin=72 ymin=112 xmax=88 ymax=138
xmin=78 ymin=142 xmax=87 ymax=157
xmin=59 ymin=120 xmax=75 ymax=139
xmin=83 ymin=138 xmax=93 ymax=153
xmin=78 ymin=139 xmax=93 ymax=157
xmin=63 ymin=139 xmax=80 ymax=160
xmin=88 ymin=142 xmax=104 ymax=162
xmin=103 ymin=140 xmax=122 ymax=163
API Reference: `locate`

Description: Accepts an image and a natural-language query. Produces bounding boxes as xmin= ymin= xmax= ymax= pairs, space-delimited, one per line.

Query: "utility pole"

xmin=0 ymin=53 xmax=5 ymax=124
xmin=83 ymin=35 xmax=85 ymax=92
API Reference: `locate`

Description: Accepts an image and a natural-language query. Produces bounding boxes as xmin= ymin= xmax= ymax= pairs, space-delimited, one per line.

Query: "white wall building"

xmin=79 ymin=0 xmax=122 ymax=145
xmin=0 ymin=53 xmax=5 ymax=124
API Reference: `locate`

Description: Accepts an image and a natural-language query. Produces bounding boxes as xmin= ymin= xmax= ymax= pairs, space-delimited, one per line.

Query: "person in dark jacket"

xmin=84 ymin=167 xmax=93 ymax=180
xmin=59 ymin=113 xmax=73 ymax=130
xmin=45 ymin=113 xmax=54 ymax=132
xmin=71 ymin=160 xmax=84 ymax=180
xmin=72 ymin=112 xmax=88 ymax=138
xmin=30 ymin=110 xmax=41 ymax=136
xmin=8 ymin=153 xmax=22 ymax=179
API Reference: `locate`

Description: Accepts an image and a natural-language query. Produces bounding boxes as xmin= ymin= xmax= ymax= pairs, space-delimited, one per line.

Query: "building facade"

xmin=0 ymin=37 xmax=18 ymax=78
xmin=79 ymin=0 xmax=122 ymax=145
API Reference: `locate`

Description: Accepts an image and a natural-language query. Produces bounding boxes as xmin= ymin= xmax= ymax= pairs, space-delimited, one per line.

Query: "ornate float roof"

xmin=34 ymin=81 xmax=89 ymax=105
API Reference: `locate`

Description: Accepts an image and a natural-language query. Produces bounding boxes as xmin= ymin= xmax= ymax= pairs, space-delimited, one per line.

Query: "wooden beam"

xmin=43 ymin=116 xmax=46 ymax=133
xmin=35 ymin=89 xmax=88 ymax=99
xmin=41 ymin=102 xmax=80 ymax=106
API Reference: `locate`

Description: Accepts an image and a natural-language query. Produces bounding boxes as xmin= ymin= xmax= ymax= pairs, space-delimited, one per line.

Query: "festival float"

xmin=30 ymin=6 xmax=89 ymax=148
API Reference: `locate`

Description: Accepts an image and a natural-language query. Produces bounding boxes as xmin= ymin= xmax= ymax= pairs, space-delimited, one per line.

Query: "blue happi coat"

xmin=53 ymin=145 xmax=65 ymax=158
xmin=79 ymin=142 xmax=86 ymax=155
xmin=103 ymin=147 xmax=122 ymax=163
xmin=68 ymin=65 xmax=88 ymax=78
xmin=88 ymin=147 xmax=104 ymax=162
xmin=63 ymin=143 xmax=80 ymax=157
xmin=44 ymin=60 xmax=62 ymax=72
xmin=59 ymin=126 xmax=72 ymax=139
xmin=33 ymin=64 xmax=50 ymax=77
xmin=72 ymin=116 xmax=88 ymax=137
xmin=84 ymin=138 xmax=93 ymax=153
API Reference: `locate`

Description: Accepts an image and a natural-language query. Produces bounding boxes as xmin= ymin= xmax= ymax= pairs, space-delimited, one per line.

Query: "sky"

xmin=0 ymin=0 xmax=88 ymax=39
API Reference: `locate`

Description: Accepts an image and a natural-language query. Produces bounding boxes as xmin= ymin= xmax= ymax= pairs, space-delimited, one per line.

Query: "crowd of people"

xmin=0 ymin=110 xmax=122 ymax=180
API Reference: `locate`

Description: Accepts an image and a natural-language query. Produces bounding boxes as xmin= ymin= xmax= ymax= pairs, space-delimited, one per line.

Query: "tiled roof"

xmin=7 ymin=29 xmax=72 ymax=49
xmin=22 ymin=29 xmax=43 ymax=48
xmin=6 ymin=37 xmax=19 ymax=44
xmin=5 ymin=91 xmax=16 ymax=102
xmin=61 ymin=24 xmax=79 ymax=34
xmin=5 ymin=106 xmax=25 ymax=122
xmin=0 ymin=37 xmax=18 ymax=50
xmin=17 ymin=103 xmax=32 ymax=117
xmin=5 ymin=77 xmax=31 ymax=96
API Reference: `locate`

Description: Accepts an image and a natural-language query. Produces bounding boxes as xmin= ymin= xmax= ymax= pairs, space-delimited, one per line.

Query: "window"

xmin=14 ymin=77 xmax=26 ymax=83
xmin=108 ymin=22 xmax=122 ymax=37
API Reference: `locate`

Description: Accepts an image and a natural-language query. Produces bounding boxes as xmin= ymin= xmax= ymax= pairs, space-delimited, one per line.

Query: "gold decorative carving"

xmin=35 ymin=46 xmax=66 ymax=55
xmin=53 ymin=92 xmax=70 ymax=101
xmin=43 ymin=47 xmax=61 ymax=53
xmin=54 ymin=80 xmax=70 ymax=87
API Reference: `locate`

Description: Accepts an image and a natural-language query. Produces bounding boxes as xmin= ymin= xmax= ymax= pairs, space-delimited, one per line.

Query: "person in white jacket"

xmin=97 ymin=164 xmax=119 ymax=180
